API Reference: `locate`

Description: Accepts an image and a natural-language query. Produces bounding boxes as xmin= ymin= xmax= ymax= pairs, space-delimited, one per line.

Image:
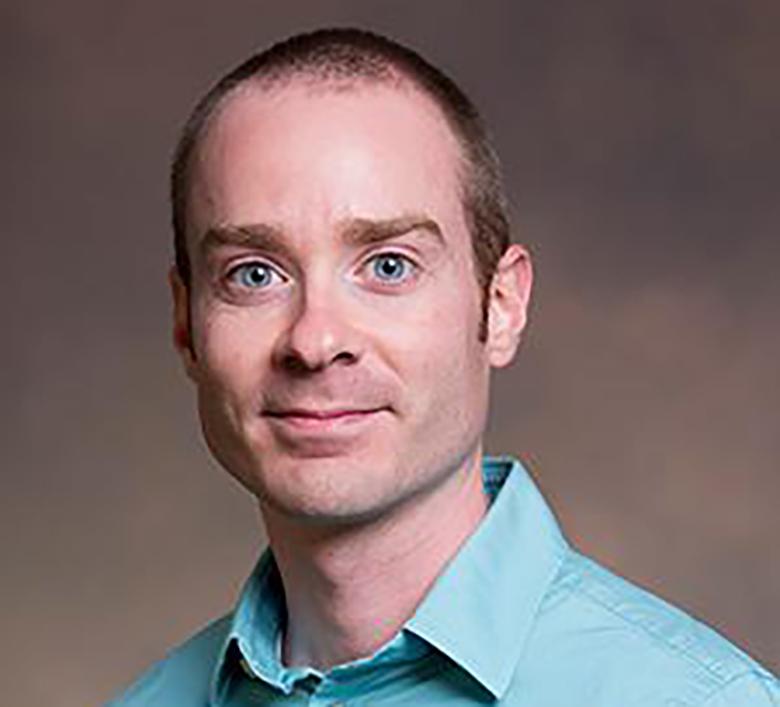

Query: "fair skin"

xmin=170 ymin=77 xmax=532 ymax=669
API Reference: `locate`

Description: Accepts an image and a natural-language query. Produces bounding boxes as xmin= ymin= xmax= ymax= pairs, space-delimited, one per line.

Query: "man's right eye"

xmin=226 ymin=261 xmax=285 ymax=289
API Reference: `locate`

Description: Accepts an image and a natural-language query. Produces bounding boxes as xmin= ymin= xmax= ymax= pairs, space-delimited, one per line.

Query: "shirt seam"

xmin=570 ymin=559 xmax=734 ymax=687
xmin=695 ymin=669 xmax=778 ymax=706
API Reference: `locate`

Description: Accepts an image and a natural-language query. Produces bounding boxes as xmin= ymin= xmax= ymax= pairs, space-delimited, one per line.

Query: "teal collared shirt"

xmin=110 ymin=457 xmax=778 ymax=705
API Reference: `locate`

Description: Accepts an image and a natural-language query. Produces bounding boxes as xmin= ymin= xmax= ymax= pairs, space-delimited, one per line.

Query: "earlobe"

xmin=168 ymin=266 xmax=199 ymax=381
xmin=486 ymin=244 xmax=533 ymax=368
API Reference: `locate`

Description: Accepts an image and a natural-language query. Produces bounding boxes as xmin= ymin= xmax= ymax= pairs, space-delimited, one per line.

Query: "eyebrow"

xmin=199 ymin=222 xmax=290 ymax=259
xmin=199 ymin=215 xmax=445 ymax=258
xmin=341 ymin=215 xmax=445 ymax=247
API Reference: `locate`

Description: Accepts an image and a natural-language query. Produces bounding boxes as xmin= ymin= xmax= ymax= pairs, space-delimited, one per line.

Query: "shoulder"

xmin=516 ymin=549 xmax=778 ymax=706
xmin=106 ymin=614 xmax=233 ymax=707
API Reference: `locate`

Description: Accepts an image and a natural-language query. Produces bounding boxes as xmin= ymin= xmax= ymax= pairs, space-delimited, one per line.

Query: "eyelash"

xmin=225 ymin=260 xmax=286 ymax=291
xmin=362 ymin=251 xmax=419 ymax=287
xmin=222 ymin=250 xmax=420 ymax=293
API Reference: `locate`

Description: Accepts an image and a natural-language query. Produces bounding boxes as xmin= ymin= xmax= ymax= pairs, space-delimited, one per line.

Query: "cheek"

xmin=392 ymin=287 xmax=487 ymax=403
xmin=194 ymin=305 xmax=273 ymax=401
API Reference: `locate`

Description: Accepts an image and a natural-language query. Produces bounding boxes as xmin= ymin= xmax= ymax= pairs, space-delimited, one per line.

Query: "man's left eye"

xmin=368 ymin=253 xmax=416 ymax=284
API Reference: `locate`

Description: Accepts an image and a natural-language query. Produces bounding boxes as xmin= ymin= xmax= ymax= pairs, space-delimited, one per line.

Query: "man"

xmin=110 ymin=28 xmax=778 ymax=706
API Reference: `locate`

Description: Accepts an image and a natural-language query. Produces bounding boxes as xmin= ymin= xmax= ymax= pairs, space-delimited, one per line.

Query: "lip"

xmin=263 ymin=407 xmax=387 ymax=431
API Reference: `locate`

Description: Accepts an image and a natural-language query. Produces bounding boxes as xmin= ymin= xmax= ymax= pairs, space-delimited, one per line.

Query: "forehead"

xmin=187 ymin=78 xmax=468 ymax=249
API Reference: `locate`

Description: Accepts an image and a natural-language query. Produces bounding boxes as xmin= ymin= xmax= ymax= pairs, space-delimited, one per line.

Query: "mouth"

xmin=263 ymin=407 xmax=388 ymax=431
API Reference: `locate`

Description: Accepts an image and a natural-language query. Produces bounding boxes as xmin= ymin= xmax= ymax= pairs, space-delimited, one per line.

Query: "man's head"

xmin=171 ymin=28 xmax=512 ymax=333
xmin=169 ymin=28 xmax=532 ymax=525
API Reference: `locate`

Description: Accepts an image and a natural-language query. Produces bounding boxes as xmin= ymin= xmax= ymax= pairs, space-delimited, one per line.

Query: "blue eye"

xmin=229 ymin=262 xmax=282 ymax=289
xmin=370 ymin=253 xmax=415 ymax=283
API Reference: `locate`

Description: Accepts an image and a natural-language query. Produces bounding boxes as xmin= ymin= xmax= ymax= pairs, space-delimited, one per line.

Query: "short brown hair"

xmin=170 ymin=28 xmax=511 ymax=335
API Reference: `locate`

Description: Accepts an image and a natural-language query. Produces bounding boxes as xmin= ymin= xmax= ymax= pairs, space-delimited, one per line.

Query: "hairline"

xmin=171 ymin=31 xmax=511 ymax=341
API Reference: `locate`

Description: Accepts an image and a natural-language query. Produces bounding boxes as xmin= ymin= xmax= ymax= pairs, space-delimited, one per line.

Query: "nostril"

xmin=279 ymin=348 xmax=357 ymax=375
xmin=332 ymin=350 xmax=357 ymax=365
xmin=281 ymin=352 xmax=322 ymax=375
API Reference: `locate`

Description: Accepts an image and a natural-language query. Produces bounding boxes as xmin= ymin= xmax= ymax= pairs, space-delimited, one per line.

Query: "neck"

xmin=261 ymin=451 xmax=488 ymax=670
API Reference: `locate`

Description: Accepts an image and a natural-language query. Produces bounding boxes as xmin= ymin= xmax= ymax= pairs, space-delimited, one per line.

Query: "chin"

xmin=248 ymin=452 xmax=416 ymax=526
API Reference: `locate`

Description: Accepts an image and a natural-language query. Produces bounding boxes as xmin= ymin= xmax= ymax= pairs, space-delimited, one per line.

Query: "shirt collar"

xmin=406 ymin=456 xmax=568 ymax=698
xmin=210 ymin=456 xmax=568 ymax=703
xmin=210 ymin=550 xmax=290 ymax=704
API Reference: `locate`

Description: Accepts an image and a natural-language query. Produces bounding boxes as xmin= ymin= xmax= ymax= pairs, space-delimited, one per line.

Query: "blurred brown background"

xmin=2 ymin=1 xmax=778 ymax=705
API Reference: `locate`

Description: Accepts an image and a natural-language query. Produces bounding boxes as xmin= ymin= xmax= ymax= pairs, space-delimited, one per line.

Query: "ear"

xmin=485 ymin=243 xmax=533 ymax=368
xmin=168 ymin=266 xmax=199 ymax=381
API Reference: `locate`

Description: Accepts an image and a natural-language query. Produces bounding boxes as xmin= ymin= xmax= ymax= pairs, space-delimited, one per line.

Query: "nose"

xmin=272 ymin=284 xmax=362 ymax=374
